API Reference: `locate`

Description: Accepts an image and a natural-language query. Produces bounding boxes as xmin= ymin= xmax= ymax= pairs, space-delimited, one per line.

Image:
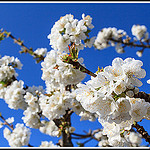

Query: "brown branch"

xmin=0 ymin=115 xmax=14 ymax=131
xmin=3 ymin=29 xmax=97 ymax=76
xmin=71 ymin=129 xmax=102 ymax=141
xmin=53 ymin=84 xmax=74 ymax=147
xmin=61 ymin=109 xmax=73 ymax=147
xmin=66 ymin=59 xmax=97 ymax=77
xmin=2 ymin=30 xmax=44 ymax=63
xmin=53 ymin=118 xmax=62 ymax=128
xmin=132 ymin=122 xmax=150 ymax=144
xmin=131 ymin=91 xmax=150 ymax=144
xmin=53 ymin=109 xmax=74 ymax=147
xmin=72 ymin=132 xmax=91 ymax=139
xmin=109 ymin=38 xmax=150 ymax=49
xmin=27 ymin=144 xmax=33 ymax=147
xmin=134 ymin=91 xmax=150 ymax=103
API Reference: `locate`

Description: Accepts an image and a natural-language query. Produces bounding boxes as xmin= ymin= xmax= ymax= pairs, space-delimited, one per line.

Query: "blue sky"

xmin=0 ymin=2 xmax=150 ymax=147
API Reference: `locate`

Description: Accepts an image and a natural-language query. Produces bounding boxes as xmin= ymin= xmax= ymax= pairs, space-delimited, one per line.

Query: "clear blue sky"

xmin=0 ymin=2 xmax=150 ymax=147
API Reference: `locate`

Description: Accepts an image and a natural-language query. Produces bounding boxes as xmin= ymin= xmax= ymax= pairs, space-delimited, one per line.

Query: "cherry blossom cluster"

xmin=0 ymin=57 xmax=47 ymax=128
xmin=1 ymin=13 xmax=150 ymax=147
xmin=0 ymin=56 xmax=26 ymax=110
xmin=22 ymin=86 xmax=45 ymax=129
xmin=94 ymin=24 xmax=150 ymax=57
xmin=47 ymin=13 xmax=95 ymax=53
xmin=41 ymin=50 xmax=86 ymax=90
xmin=39 ymin=48 xmax=95 ymax=121
xmin=75 ymin=57 xmax=150 ymax=146
xmin=0 ymin=56 xmax=22 ymax=82
xmin=94 ymin=129 xmax=143 ymax=147
xmin=0 ymin=52 xmax=95 ymax=147
xmin=3 ymin=123 xmax=31 ymax=147
xmin=39 ymin=141 xmax=59 ymax=147
xmin=131 ymin=24 xmax=149 ymax=42
xmin=39 ymin=49 xmax=97 ymax=122
xmin=39 ymin=14 xmax=101 ymax=124
xmin=33 ymin=48 xmax=47 ymax=57
xmin=94 ymin=27 xmax=127 ymax=53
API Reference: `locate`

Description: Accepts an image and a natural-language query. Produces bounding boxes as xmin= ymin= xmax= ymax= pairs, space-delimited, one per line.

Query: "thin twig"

xmin=2 ymin=30 xmax=44 ymax=63
xmin=109 ymin=38 xmax=150 ymax=49
xmin=71 ymin=129 xmax=100 ymax=141
xmin=0 ymin=115 xmax=14 ymax=131
xmin=82 ymin=137 xmax=93 ymax=145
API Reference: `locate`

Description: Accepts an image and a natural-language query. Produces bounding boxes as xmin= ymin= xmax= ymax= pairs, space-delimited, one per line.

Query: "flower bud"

xmin=134 ymin=87 xmax=139 ymax=94
xmin=126 ymin=90 xmax=134 ymax=98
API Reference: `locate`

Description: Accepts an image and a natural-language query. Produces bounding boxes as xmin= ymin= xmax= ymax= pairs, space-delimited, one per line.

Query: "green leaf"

xmin=0 ymin=81 xmax=6 ymax=86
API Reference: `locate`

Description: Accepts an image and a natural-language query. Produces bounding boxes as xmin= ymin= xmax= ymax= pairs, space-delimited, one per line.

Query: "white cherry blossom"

xmin=3 ymin=123 xmax=31 ymax=147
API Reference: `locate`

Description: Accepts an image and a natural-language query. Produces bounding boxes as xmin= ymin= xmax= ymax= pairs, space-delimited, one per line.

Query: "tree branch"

xmin=0 ymin=29 xmax=44 ymax=63
xmin=0 ymin=115 xmax=14 ymax=131
xmin=62 ymin=109 xmax=74 ymax=147
xmin=134 ymin=91 xmax=150 ymax=103
xmin=71 ymin=129 xmax=101 ymax=141
xmin=64 ymin=59 xmax=97 ymax=77
xmin=132 ymin=122 xmax=150 ymax=144
xmin=109 ymin=38 xmax=150 ymax=49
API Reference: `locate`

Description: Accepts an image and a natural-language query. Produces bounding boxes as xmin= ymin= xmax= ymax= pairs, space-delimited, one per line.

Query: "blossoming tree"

xmin=0 ymin=13 xmax=150 ymax=147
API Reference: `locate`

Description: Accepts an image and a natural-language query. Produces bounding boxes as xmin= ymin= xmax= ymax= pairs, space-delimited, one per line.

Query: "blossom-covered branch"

xmin=62 ymin=55 xmax=97 ymax=77
xmin=0 ymin=114 xmax=33 ymax=147
xmin=72 ymin=128 xmax=144 ymax=147
xmin=94 ymin=25 xmax=150 ymax=57
xmin=109 ymin=37 xmax=150 ymax=49
xmin=0 ymin=12 xmax=150 ymax=148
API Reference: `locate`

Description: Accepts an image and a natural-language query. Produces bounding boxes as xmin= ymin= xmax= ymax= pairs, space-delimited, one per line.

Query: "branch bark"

xmin=132 ymin=122 xmax=150 ymax=144
xmin=64 ymin=59 xmax=97 ymax=77
xmin=53 ymin=109 xmax=74 ymax=147
xmin=62 ymin=109 xmax=73 ymax=147
xmin=134 ymin=91 xmax=150 ymax=103
xmin=53 ymin=85 xmax=74 ymax=147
